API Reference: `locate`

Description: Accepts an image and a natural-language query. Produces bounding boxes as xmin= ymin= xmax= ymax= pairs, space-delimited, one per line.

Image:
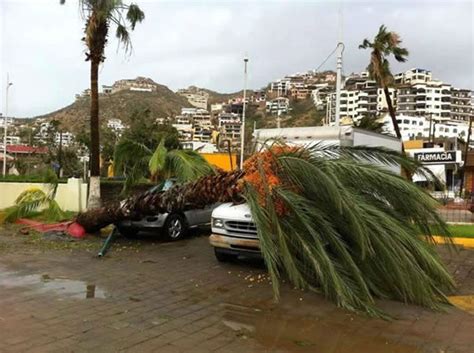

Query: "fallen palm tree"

xmin=76 ymin=143 xmax=454 ymax=317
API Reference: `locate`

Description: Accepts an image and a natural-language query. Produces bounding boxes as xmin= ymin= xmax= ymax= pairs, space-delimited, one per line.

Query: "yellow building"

xmin=202 ymin=153 xmax=237 ymax=171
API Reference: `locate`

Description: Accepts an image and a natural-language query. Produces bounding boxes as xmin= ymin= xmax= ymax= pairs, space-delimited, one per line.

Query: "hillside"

xmin=200 ymin=88 xmax=255 ymax=106
xmin=34 ymin=84 xmax=191 ymax=133
xmin=247 ymin=98 xmax=325 ymax=130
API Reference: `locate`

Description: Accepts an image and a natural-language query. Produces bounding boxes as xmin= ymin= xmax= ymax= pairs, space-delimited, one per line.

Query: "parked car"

xmin=116 ymin=180 xmax=220 ymax=241
xmin=209 ymin=202 xmax=260 ymax=262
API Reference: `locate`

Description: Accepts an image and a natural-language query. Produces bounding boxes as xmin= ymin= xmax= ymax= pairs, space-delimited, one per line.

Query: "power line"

xmin=314 ymin=45 xmax=339 ymax=73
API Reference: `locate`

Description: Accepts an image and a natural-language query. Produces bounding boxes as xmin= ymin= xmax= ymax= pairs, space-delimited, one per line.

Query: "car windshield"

xmin=148 ymin=179 xmax=176 ymax=194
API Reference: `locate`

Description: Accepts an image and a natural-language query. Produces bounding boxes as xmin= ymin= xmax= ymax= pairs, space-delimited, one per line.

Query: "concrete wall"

xmin=0 ymin=178 xmax=88 ymax=212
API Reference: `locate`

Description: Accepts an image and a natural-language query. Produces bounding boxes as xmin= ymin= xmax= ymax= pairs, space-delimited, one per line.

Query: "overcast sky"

xmin=0 ymin=0 xmax=472 ymax=118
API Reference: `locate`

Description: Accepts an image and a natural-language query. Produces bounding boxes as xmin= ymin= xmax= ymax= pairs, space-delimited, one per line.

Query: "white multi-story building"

xmin=397 ymin=81 xmax=452 ymax=120
xmin=4 ymin=136 xmax=20 ymax=145
xmin=266 ymin=97 xmax=290 ymax=115
xmin=177 ymin=88 xmax=209 ymax=110
xmin=451 ymin=89 xmax=472 ymax=122
xmin=325 ymin=85 xmax=395 ymax=125
xmin=394 ymin=68 xmax=433 ymax=85
xmin=210 ymin=103 xmax=224 ymax=113
xmin=270 ymin=78 xmax=291 ymax=96
xmin=107 ymin=77 xmax=159 ymax=94
xmin=172 ymin=123 xmax=194 ymax=141
xmin=173 ymin=108 xmax=213 ymax=142
xmin=218 ymin=113 xmax=240 ymax=126
xmin=382 ymin=114 xmax=471 ymax=141
xmin=217 ymin=113 xmax=241 ymax=148
xmin=395 ymin=68 xmax=471 ymax=122
xmin=107 ymin=119 xmax=126 ymax=132
xmin=55 ymin=132 xmax=74 ymax=146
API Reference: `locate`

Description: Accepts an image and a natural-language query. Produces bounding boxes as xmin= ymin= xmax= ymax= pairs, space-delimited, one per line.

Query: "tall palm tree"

xmin=76 ymin=143 xmax=454 ymax=317
xmin=113 ymin=139 xmax=215 ymax=193
xmin=359 ymin=25 xmax=409 ymax=141
xmin=60 ymin=0 xmax=145 ymax=208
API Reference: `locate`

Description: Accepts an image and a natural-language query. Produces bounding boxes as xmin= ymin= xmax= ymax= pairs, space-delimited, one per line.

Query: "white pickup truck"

xmin=209 ymin=203 xmax=260 ymax=262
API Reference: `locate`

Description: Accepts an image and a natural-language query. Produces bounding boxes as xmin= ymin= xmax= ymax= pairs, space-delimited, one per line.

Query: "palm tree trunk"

xmin=88 ymin=59 xmax=101 ymax=208
xmin=383 ymin=87 xmax=402 ymax=141
xmin=76 ymin=170 xmax=244 ymax=232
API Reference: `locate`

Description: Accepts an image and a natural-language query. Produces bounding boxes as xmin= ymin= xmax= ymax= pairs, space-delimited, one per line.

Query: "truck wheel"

xmin=164 ymin=214 xmax=187 ymax=241
xmin=214 ymin=248 xmax=236 ymax=262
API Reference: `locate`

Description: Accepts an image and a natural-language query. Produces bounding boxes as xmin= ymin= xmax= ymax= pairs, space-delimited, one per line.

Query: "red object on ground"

xmin=15 ymin=219 xmax=86 ymax=239
xmin=67 ymin=222 xmax=86 ymax=238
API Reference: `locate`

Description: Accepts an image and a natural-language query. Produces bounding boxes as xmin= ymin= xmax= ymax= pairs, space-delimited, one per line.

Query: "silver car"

xmin=116 ymin=180 xmax=220 ymax=241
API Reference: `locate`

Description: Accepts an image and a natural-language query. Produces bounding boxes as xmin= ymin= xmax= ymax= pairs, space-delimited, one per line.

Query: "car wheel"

xmin=214 ymin=247 xmax=236 ymax=262
xmin=117 ymin=227 xmax=138 ymax=238
xmin=164 ymin=214 xmax=187 ymax=241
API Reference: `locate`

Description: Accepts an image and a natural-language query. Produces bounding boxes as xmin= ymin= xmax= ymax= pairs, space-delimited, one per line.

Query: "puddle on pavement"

xmin=0 ymin=268 xmax=106 ymax=299
xmin=449 ymin=295 xmax=474 ymax=315
xmin=221 ymin=302 xmax=422 ymax=353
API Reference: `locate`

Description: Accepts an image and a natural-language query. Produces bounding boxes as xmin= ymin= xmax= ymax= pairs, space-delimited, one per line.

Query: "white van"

xmin=209 ymin=203 xmax=260 ymax=262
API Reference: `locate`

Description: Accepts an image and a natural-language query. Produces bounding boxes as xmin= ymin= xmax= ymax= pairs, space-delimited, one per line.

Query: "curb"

xmin=432 ymin=236 xmax=474 ymax=249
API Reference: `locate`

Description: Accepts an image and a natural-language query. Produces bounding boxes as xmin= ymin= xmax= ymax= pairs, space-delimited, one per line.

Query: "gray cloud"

xmin=1 ymin=0 xmax=472 ymax=117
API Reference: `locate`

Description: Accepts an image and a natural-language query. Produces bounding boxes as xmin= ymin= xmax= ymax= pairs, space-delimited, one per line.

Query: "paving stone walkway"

xmin=0 ymin=227 xmax=473 ymax=353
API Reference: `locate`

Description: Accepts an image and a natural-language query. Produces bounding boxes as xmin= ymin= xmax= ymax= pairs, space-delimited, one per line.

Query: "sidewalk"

xmin=0 ymin=227 xmax=473 ymax=353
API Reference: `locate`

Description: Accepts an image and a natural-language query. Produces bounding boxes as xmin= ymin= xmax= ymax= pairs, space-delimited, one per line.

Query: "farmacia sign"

xmin=414 ymin=151 xmax=457 ymax=164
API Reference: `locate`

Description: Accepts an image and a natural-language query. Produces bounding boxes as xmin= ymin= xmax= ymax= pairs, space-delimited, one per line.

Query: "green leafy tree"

xmin=359 ymin=25 xmax=409 ymax=141
xmin=123 ymin=108 xmax=180 ymax=150
xmin=60 ymin=0 xmax=145 ymax=208
xmin=354 ymin=116 xmax=387 ymax=133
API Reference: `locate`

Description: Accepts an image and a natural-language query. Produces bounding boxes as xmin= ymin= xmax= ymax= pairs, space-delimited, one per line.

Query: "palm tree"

xmin=113 ymin=139 xmax=215 ymax=193
xmin=60 ymin=0 xmax=145 ymax=208
xmin=354 ymin=116 xmax=386 ymax=133
xmin=76 ymin=143 xmax=454 ymax=317
xmin=359 ymin=25 xmax=409 ymax=141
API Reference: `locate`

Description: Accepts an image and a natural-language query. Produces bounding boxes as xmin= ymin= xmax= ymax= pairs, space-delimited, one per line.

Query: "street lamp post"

xmin=239 ymin=55 xmax=249 ymax=169
xmin=3 ymin=74 xmax=13 ymax=177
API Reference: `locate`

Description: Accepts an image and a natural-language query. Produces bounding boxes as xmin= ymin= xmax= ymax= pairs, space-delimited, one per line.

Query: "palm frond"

xmin=244 ymin=145 xmax=454 ymax=317
xmin=165 ymin=150 xmax=215 ymax=182
xmin=3 ymin=188 xmax=50 ymax=223
xmin=127 ymin=3 xmax=145 ymax=29
xmin=43 ymin=200 xmax=67 ymax=222
xmin=149 ymin=139 xmax=167 ymax=179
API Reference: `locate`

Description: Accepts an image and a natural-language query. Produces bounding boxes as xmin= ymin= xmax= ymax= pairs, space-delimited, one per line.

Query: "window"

xmin=403 ymin=119 xmax=409 ymax=124
xmin=419 ymin=121 xmax=423 ymax=126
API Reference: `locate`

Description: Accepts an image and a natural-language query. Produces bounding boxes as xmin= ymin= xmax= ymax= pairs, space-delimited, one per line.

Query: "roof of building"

xmin=6 ymin=145 xmax=48 ymax=154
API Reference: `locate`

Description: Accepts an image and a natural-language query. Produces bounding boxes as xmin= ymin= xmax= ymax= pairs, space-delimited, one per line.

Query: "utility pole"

xmin=3 ymin=74 xmax=13 ymax=177
xmin=58 ymin=130 xmax=63 ymax=178
xmin=334 ymin=8 xmax=344 ymax=126
xmin=239 ymin=55 xmax=249 ymax=169
xmin=459 ymin=116 xmax=473 ymax=196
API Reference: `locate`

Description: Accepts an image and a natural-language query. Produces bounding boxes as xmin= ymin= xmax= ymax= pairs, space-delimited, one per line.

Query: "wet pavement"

xmin=0 ymin=227 xmax=473 ymax=353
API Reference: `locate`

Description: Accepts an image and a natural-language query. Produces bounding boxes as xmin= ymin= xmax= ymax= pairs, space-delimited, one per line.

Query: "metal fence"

xmin=432 ymin=193 xmax=474 ymax=223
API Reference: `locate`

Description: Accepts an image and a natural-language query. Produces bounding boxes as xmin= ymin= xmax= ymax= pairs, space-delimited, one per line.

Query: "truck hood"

xmin=212 ymin=202 xmax=253 ymax=222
